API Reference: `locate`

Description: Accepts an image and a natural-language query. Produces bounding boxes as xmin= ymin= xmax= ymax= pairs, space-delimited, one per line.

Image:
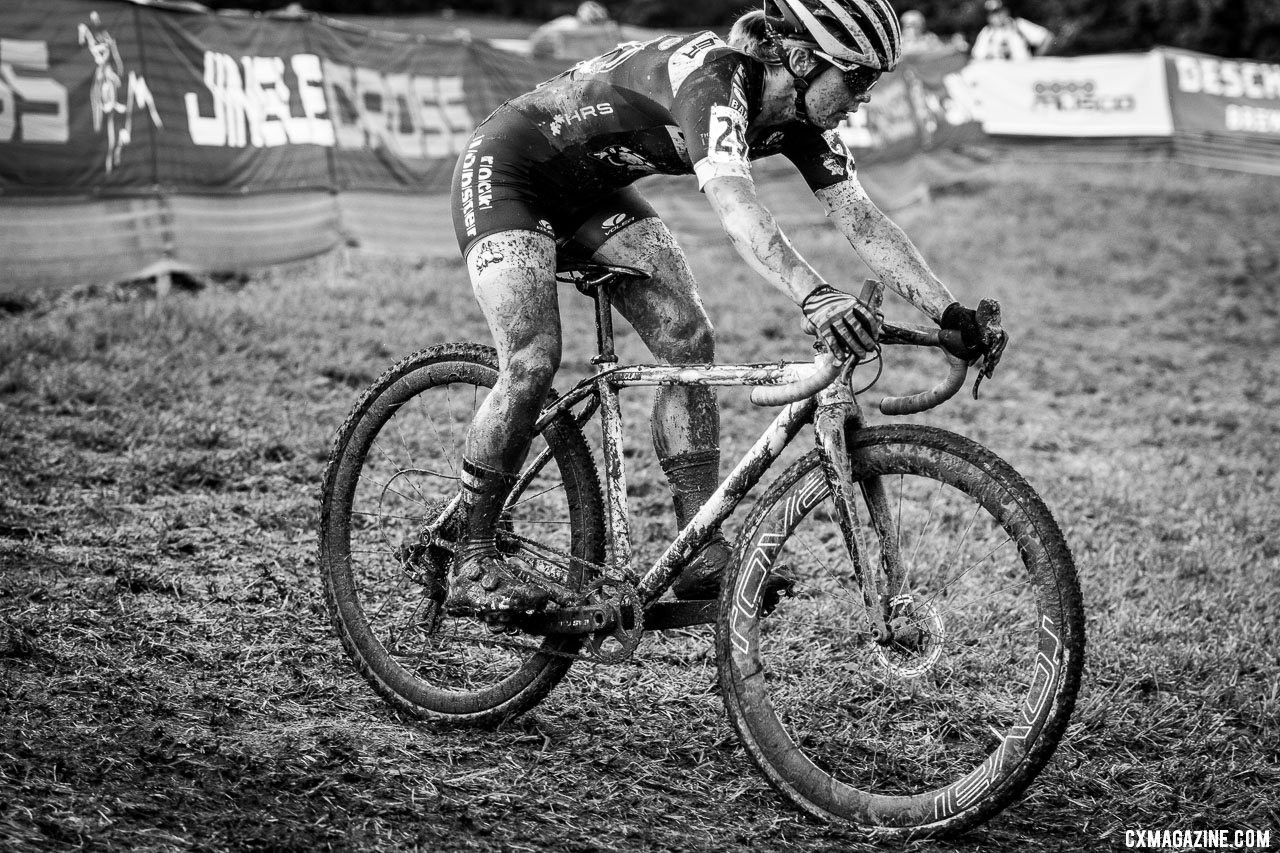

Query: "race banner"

xmin=0 ymin=0 xmax=561 ymax=196
xmin=962 ymin=53 xmax=1174 ymax=137
xmin=1166 ymin=48 xmax=1280 ymax=136
xmin=1161 ymin=48 xmax=1280 ymax=174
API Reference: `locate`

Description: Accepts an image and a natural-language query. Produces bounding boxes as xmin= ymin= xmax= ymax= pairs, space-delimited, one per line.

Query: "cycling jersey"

xmin=451 ymin=31 xmax=859 ymax=255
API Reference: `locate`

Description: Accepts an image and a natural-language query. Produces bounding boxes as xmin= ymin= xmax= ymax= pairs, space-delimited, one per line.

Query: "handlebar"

xmin=749 ymin=352 xmax=842 ymax=407
xmin=748 ymin=322 xmax=970 ymax=414
xmin=749 ymin=282 xmax=1003 ymax=414
xmin=877 ymin=324 xmax=970 ymax=415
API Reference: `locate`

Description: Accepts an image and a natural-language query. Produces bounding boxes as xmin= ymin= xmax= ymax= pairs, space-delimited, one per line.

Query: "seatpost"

xmin=589 ymin=276 xmax=618 ymax=366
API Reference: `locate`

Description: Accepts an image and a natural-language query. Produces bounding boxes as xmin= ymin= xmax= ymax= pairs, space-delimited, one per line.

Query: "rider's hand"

xmin=940 ymin=301 xmax=1008 ymax=363
xmin=801 ymin=284 xmax=882 ymax=362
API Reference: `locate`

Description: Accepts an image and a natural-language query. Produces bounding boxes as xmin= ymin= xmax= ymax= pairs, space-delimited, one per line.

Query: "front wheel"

xmin=716 ymin=425 xmax=1084 ymax=840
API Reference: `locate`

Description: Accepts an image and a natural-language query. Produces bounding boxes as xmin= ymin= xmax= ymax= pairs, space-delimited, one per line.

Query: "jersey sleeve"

xmin=670 ymin=52 xmax=754 ymax=190
xmin=780 ymin=125 xmax=858 ymax=193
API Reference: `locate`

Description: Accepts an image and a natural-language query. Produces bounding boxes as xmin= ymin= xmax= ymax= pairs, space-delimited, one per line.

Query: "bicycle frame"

xmin=519 ymin=277 xmax=902 ymax=637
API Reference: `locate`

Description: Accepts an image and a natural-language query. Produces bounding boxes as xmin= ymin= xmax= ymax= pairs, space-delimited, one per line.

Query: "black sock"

xmin=659 ymin=448 xmax=720 ymax=532
xmin=460 ymin=457 xmax=519 ymax=558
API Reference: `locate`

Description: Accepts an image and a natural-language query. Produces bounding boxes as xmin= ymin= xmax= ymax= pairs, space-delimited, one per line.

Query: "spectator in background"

xmin=971 ymin=0 xmax=1053 ymax=61
xmin=529 ymin=1 xmax=623 ymax=60
xmin=900 ymin=9 xmax=968 ymax=55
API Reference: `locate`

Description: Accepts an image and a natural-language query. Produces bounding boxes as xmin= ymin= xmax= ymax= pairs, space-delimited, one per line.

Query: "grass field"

xmin=2 ymin=158 xmax=1278 ymax=852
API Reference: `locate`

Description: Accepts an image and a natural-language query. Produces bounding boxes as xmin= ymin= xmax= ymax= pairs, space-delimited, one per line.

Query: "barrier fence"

xmin=2 ymin=0 xmax=1278 ymax=296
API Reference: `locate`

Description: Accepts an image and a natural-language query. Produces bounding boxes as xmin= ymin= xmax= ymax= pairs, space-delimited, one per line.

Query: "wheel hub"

xmin=875 ymin=595 xmax=944 ymax=678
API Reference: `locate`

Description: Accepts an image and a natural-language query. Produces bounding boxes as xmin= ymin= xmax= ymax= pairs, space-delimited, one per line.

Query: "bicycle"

xmin=318 ymin=259 xmax=1085 ymax=840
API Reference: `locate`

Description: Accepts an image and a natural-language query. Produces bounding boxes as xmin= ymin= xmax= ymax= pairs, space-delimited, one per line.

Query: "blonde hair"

xmin=728 ymin=9 xmax=797 ymax=64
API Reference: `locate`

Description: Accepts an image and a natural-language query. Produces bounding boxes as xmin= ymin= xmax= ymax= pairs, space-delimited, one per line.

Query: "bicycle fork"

xmin=813 ymin=380 xmax=904 ymax=645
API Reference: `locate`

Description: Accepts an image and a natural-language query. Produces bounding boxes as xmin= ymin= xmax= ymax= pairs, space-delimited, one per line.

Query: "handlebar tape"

xmin=879 ymin=351 xmax=969 ymax=415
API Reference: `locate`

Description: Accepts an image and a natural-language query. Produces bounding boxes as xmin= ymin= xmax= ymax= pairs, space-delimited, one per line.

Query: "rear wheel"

xmin=717 ymin=425 xmax=1084 ymax=839
xmin=319 ymin=343 xmax=605 ymax=725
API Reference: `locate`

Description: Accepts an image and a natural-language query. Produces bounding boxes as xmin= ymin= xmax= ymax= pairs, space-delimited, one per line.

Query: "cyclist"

xmin=446 ymin=0 xmax=1000 ymax=615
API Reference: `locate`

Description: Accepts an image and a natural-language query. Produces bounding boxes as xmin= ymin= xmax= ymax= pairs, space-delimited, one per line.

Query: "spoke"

xmin=371 ymin=567 xmax=415 ymax=624
xmin=931 ymin=579 xmax=1032 ymax=620
xmin=895 ymin=474 xmax=904 ymax=566
xmin=387 ymin=586 xmax=432 ymax=651
xmin=385 ymin=418 xmax=433 ymax=507
xmin=904 ymin=478 xmax=947 ymax=596
xmin=351 ymin=509 xmax=428 ymax=523
xmin=924 ymin=535 xmax=1014 ymax=607
xmin=356 ymin=474 xmax=434 ymax=511
xmin=942 ymin=502 xmax=985 ymax=586
xmin=443 ymin=383 xmax=464 ymax=474
xmin=417 ymin=392 xmax=461 ymax=478
xmin=790 ymin=530 xmax=869 ymax=611
xmin=508 ymin=480 xmax=568 ymax=511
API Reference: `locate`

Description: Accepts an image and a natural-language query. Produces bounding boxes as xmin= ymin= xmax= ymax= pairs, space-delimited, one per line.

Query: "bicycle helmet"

xmin=767 ymin=0 xmax=903 ymax=72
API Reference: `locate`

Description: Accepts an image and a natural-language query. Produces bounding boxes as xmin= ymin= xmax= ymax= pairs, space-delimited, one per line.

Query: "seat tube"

xmin=588 ymin=278 xmax=632 ymax=574
xmin=597 ymin=378 xmax=632 ymax=575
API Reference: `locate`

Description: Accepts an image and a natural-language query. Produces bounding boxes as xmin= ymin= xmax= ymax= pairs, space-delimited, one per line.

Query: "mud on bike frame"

xmin=495 ymin=258 xmax=984 ymax=617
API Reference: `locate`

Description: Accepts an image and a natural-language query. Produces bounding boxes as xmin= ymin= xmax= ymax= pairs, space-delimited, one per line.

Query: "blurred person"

xmin=971 ymin=0 xmax=1052 ymax=60
xmin=446 ymin=0 xmax=1005 ymax=616
xmin=899 ymin=9 xmax=946 ymax=54
xmin=529 ymin=1 xmax=623 ymax=59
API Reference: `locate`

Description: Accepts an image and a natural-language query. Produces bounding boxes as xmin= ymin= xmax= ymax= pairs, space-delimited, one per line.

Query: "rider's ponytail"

xmin=728 ymin=9 xmax=792 ymax=64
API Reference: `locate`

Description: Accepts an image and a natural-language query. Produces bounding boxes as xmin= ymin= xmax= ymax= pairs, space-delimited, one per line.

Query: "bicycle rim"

xmin=718 ymin=425 xmax=1084 ymax=838
xmin=319 ymin=344 xmax=603 ymax=723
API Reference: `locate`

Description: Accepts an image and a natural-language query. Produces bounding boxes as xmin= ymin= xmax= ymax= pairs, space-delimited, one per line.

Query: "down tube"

xmin=637 ymin=397 xmax=817 ymax=602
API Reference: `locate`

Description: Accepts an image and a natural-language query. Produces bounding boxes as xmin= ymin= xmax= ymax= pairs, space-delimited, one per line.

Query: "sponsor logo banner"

xmin=961 ymin=53 xmax=1173 ymax=137
xmin=1165 ymin=48 xmax=1280 ymax=137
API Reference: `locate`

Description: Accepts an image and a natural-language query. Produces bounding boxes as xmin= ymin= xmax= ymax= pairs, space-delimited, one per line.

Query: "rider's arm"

xmin=814 ymin=176 xmax=956 ymax=322
xmin=703 ymin=175 xmax=827 ymax=305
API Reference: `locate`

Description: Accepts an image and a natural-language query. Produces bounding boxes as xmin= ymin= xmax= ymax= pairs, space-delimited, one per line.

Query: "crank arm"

xmin=510 ymin=605 xmax=617 ymax=636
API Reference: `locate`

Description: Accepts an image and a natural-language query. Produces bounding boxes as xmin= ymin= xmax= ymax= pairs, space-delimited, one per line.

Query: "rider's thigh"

xmin=465 ymin=230 xmax=562 ymax=385
xmin=592 ymin=217 xmax=715 ymax=364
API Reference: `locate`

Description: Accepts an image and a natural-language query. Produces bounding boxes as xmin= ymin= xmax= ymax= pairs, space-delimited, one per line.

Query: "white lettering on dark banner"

xmin=184 ymin=51 xmax=473 ymax=160
xmin=1225 ymin=105 xmax=1280 ymax=134
xmin=323 ymin=60 xmax=473 ymax=159
xmin=1174 ymin=55 xmax=1280 ymax=101
xmin=185 ymin=51 xmax=333 ymax=148
xmin=0 ymin=38 xmax=69 ymax=143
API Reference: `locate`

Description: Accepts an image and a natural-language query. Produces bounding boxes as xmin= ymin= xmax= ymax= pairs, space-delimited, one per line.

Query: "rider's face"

xmin=804 ymin=63 xmax=880 ymax=129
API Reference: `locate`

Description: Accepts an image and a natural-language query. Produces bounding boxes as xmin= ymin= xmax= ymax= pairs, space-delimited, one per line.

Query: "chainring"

xmin=583 ymin=577 xmax=644 ymax=664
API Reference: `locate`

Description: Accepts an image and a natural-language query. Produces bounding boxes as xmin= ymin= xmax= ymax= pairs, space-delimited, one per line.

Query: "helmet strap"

xmin=782 ymin=54 xmax=826 ymax=124
xmin=764 ymin=19 xmax=828 ymax=125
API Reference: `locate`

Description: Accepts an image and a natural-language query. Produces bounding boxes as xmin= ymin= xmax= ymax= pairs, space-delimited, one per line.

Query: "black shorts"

xmin=449 ymin=105 xmax=659 ymax=258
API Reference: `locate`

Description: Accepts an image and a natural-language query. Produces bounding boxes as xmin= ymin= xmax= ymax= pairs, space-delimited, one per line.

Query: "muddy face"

xmin=803 ymin=65 xmax=874 ymax=130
